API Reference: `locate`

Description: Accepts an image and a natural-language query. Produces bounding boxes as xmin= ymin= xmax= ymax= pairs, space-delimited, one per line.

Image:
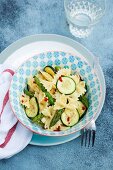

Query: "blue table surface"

xmin=0 ymin=0 xmax=113 ymax=170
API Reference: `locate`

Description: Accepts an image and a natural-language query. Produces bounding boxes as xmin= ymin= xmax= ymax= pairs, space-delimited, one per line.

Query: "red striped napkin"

xmin=0 ymin=66 xmax=33 ymax=159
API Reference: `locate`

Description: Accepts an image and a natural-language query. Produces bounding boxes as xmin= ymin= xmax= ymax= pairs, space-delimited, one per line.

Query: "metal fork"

xmin=81 ymin=120 xmax=96 ymax=147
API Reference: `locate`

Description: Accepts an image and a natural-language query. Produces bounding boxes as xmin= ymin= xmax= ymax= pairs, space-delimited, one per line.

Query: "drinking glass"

xmin=64 ymin=0 xmax=106 ymax=38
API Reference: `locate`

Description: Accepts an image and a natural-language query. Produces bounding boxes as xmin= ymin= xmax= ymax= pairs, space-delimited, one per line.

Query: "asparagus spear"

xmin=34 ymin=76 xmax=55 ymax=105
xmin=49 ymin=109 xmax=65 ymax=128
xmin=24 ymin=89 xmax=34 ymax=97
xmin=32 ymin=113 xmax=44 ymax=127
xmin=79 ymin=95 xmax=89 ymax=108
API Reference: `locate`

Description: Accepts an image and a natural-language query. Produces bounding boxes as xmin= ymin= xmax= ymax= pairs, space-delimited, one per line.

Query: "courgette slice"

xmin=25 ymin=97 xmax=39 ymax=118
xmin=44 ymin=66 xmax=55 ymax=77
xmin=56 ymin=76 xmax=76 ymax=95
xmin=26 ymin=84 xmax=34 ymax=93
xmin=61 ymin=109 xmax=79 ymax=127
xmin=77 ymin=101 xmax=87 ymax=118
xmin=40 ymin=71 xmax=53 ymax=81
xmin=27 ymin=84 xmax=30 ymax=91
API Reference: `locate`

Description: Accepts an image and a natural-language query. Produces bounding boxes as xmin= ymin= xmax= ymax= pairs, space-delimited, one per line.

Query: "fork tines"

xmin=81 ymin=129 xmax=96 ymax=147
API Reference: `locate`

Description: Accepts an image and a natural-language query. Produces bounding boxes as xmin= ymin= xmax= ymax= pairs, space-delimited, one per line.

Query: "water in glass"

xmin=64 ymin=0 xmax=105 ymax=38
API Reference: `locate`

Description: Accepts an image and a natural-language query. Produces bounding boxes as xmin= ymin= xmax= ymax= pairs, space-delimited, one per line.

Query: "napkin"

xmin=0 ymin=64 xmax=33 ymax=159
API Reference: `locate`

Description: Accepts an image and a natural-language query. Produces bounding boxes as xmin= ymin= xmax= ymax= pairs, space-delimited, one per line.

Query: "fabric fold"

xmin=0 ymin=66 xmax=33 ymax=159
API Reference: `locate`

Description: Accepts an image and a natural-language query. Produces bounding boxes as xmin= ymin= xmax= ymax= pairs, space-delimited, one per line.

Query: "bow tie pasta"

xmin=20 ymin=66 xmax=89 ymax=131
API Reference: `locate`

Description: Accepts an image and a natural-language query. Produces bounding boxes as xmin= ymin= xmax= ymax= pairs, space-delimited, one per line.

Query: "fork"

xmin=81 ymin=120 xmax=96 ymax=147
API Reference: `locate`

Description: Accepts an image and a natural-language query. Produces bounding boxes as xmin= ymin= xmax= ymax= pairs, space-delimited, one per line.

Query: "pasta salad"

xmin=20 ymin=66 xmax=89 ymax=131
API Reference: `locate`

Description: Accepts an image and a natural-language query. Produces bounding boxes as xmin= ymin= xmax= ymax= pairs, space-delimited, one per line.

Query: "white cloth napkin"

xmin=0 ymin=64 xmax=33 ymax=159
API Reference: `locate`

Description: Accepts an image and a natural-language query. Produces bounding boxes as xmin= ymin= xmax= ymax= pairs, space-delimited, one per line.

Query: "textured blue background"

xmin=0 ymin=0 xmax=113 ymax=170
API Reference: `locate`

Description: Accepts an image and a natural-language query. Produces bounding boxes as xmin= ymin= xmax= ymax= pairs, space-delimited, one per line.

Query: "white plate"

xmin=0 ymin=34 xmax=106 ymax=146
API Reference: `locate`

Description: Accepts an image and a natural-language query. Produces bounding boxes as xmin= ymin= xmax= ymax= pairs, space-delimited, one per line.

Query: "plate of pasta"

xmin=9 ymin=51 xmax=101 ymax=136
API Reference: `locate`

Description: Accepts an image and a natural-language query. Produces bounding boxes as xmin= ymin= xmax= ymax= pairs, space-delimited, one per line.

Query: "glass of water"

xmin=64 ymin=0 xmax=106 ymax=38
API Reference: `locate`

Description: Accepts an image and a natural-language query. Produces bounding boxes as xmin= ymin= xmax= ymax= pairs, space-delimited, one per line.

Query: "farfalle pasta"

xmin=20 ymin=66 xmax=89 ymax=131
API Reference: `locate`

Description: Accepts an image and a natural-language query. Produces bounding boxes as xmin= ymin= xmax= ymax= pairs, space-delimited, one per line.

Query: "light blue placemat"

xmin=0 ymin=0 xmax=113 ymax=170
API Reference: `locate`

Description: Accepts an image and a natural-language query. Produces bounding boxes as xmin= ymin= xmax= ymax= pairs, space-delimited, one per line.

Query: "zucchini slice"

xmin=56 ymin=76 xmax=76 ymax=95
xmin=27 ymin=84 xmax=30 ymax=91
xmin=61 ymin=109 xmax=79 ymax=127
xmin=25 ymin=97 xmax=39 ymax=118
xmin=44 ymin=66 xmax=55 ymax=77
xmin=40 ymin=71 xmax=53 ymax=81
xmin=77 ymin=101 xmax=87 ymax=118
